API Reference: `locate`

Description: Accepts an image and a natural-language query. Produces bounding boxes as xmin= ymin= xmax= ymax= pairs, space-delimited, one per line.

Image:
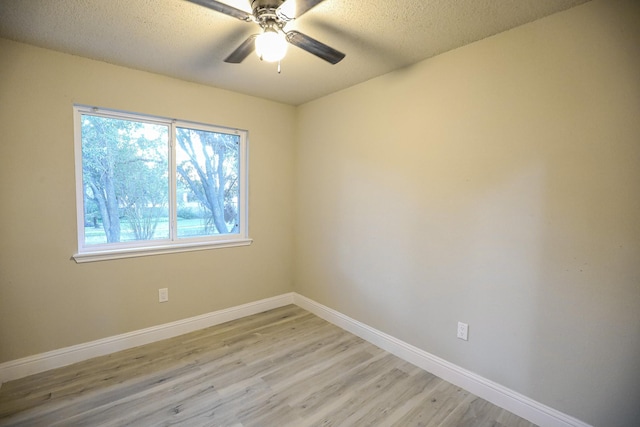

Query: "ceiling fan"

xmin=187 ymin=0 xmax=345 ymax=65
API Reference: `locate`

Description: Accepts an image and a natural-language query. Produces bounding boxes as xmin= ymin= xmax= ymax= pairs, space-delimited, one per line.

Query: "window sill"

xmin=72 ymin=238 xmax=253 ymax=263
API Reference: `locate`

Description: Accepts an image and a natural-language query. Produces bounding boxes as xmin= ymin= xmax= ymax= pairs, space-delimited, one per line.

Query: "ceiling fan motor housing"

xmin=251 ymin=0 xmax=287 ymax=28
xmin=250 ymin=0 xmax=285 ymax=12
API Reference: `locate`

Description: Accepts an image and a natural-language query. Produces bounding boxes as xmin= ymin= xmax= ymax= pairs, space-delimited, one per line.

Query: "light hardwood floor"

xmin=0 ymin=306 xmax=537 ymax=426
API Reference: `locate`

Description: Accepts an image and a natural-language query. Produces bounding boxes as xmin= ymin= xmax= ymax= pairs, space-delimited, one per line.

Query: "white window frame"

xmin=72 ymin=105 xmax=251 ymax=263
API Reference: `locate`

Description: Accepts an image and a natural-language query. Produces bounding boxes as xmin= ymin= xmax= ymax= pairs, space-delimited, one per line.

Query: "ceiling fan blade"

xmin=286 ymin=30 xmax=345 ymax=64
xmin=277 ymin=0 xmax=325 ymax=20
xmin=224 ymin=34 xmax=258 ymax=63
xmin=186 ymin=0 xmax=253 ymax=22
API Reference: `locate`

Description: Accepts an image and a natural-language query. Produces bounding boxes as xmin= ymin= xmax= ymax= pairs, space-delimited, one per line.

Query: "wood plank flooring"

xmin=0 ymin=306 xmax=537 ymax=426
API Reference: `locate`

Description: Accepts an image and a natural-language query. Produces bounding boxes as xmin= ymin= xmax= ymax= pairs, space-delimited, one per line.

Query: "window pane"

xmin=176 ymin=127 xmax=240 ymax=238
xmin=81 ymin=114 xmax=169 ymax=245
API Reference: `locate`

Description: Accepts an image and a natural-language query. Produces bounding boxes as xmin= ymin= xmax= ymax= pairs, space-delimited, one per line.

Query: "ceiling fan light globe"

xmin=255 ymin=30 xmax=288 ymax=62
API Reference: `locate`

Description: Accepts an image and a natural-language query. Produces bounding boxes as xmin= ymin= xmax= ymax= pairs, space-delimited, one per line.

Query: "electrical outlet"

xmin=457 ymin=322 xmax=468 ymax=341
xmin=159 ymin=288 xmax=169 ymax=303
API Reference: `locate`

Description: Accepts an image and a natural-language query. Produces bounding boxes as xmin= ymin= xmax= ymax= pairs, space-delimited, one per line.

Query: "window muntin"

xmin=73 ymin=106 xmax=249 ymax=262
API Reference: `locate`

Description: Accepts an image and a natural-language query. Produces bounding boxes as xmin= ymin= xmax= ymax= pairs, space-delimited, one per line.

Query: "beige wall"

xmin=294 ymin=1 xmax=639 ymax=426
xmin=0 ymin=39 xmax=296 ymax=362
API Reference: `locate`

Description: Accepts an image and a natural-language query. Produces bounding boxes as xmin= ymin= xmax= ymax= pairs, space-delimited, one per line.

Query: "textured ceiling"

xmin=0 ymin=0 xmax=590 ymax=105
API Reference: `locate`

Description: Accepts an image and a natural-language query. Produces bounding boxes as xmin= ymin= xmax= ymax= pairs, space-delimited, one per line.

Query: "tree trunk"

xmin=103 ymin=170 xmax=121 ymax=242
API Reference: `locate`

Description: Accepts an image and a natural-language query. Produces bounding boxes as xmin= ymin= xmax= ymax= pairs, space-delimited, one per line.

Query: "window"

xmin=73 ymin=106 xmax=250 ymax=262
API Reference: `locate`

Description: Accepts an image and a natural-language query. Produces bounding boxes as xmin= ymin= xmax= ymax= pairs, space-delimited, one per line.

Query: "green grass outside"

xmin=84 ymin=218 xmax=226 ymax=245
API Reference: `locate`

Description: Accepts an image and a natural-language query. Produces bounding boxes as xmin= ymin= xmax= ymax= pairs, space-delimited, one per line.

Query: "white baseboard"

xmin=292 ymin=293 xmax=591 ymax=427
xmin=0 ymin=293 xmax=295 ymax=385
xmin=0 ymin=292 xmax=589 ymax=427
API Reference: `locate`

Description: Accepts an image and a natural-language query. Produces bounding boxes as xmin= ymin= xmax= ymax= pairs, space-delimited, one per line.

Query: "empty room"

xmin=0 ymin=0 xmax=638 ymax=426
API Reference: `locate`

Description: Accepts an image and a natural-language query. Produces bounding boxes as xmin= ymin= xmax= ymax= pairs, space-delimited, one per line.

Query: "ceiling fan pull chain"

xmin=278 ymin=61 xmax=281 ymax=74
